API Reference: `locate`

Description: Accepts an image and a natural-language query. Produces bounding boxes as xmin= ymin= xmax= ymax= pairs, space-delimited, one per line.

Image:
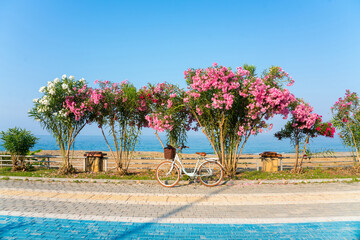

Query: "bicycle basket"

xmin=164 ymin=145 xmax=176 ymax=159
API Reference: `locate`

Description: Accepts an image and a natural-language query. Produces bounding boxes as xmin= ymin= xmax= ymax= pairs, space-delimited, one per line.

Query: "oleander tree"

xmin=141 ymin=82 xmax=195 ymax=149
xmin=78 ymin=80 xmax=147 ymax=174
xmin=331 ymin=90 xmax=360 ymax=163
xmin=184 ymin=63 xmax=296 ymax=175
xmin=275 ymin=99 xmax=335 ymax=172
xmin=29 ymin=75 xmax=91 ymax=174
xmin=0 ymin=127 xmax=38 ymax=171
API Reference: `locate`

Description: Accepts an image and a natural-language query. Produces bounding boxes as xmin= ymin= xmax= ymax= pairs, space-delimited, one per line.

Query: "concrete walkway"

xmin=1 ymin=179 xmax=360 ymax=239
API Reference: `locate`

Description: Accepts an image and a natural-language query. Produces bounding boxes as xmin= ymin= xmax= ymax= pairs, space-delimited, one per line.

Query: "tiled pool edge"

xmin=1 ymin=212 xmax=360 ymax=224
xmin=1 ymin=215 xmax=359 ymax=240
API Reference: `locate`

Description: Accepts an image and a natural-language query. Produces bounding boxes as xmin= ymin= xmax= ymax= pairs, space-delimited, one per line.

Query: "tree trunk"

xmin=294 ymin=140 xmax=299 ymax=172
xmin=11 ymin=155 xmax=18 ymax=171
xmin=58 ymin=128 xmax=75 ymax=174
xmin=347 ymin=122 xmax=359 ymax=164
xmin=297 ymin=135 xmax=310 ymax=173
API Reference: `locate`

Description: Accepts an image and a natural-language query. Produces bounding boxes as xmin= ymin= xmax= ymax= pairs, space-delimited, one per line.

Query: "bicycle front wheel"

xmin=156 ymin=161 xmax=180 ymax=187
xmin=198 ymin=161 xmax=224 ymax=187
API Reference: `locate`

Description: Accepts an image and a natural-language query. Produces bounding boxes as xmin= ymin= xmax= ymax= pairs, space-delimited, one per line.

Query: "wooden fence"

xmin=0 ymin=153 xmax=358 ymax=172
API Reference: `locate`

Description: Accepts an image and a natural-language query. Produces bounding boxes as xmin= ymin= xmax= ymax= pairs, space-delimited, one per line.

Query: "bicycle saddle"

xmin=196 ymin=152 xmax=207 ymax=157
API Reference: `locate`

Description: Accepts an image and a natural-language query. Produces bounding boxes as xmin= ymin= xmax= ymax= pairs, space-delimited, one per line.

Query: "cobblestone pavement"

xmin=0 ymin=180 xmax=360 ymax=239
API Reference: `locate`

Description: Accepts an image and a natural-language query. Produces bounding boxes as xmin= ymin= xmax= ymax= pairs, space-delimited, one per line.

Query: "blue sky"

xmin=0 ymin=0 xmax=359 ymax=136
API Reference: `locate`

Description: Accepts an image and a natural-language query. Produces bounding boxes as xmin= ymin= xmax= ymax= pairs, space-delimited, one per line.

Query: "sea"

xmin=0 ymin=133 xmax=350 ymax=154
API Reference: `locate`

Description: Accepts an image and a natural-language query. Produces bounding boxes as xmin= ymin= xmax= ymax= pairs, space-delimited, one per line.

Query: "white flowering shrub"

xmin=29 ymin=75 xmax=89 ymax=173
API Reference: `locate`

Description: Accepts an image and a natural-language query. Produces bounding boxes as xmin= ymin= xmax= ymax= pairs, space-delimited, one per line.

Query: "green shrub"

xmin=0 ymin=127 xmax=38 ymax=171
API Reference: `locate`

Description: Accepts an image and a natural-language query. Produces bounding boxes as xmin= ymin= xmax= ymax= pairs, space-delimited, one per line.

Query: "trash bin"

xmin=259 ymin=152 xmax=282 ymax=172
xmin=84 ymin=152 xmax=107 ymax=172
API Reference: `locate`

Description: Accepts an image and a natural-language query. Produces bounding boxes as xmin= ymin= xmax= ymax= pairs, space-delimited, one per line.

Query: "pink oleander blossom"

xmin=291 ymin=102 xmax=320 ymax=130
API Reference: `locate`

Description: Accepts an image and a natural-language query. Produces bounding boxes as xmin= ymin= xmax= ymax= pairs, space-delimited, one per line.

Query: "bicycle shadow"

xmin=111 ymin=183 xmax=232 ymax=239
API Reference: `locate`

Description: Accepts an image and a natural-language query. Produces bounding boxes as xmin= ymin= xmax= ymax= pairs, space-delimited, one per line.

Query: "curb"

xmin=0 ymin=175 xmax=358 ymax=185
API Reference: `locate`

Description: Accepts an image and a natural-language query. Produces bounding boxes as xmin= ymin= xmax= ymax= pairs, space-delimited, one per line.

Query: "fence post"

xmin=256 ymin=158 xmax=259 ymax=171
xmin=47 ymin=157 xmax=50 ymax=169
xmin=104 ymin=159 xmax=108 ymax=172
xmin=83 ymin=158 xmax=86 ymax=171
xmin=280 ymin=158 xmax=283 ymax=171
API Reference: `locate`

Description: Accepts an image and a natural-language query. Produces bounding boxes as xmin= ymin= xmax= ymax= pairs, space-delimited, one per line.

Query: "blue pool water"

xmin=0 ymin=215 xmax=359 ymax=239
xmin=0 ymin=133 xmax=350 ymax=154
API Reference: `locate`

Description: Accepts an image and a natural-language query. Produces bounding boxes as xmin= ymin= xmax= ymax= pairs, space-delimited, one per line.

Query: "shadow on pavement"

xmin=111 ymin=184 xmax=231 ymax=239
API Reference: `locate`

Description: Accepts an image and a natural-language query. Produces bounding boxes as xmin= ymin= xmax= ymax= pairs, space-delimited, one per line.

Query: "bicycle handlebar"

xmin=166 ymin=145 xmax=189 ymax=150
xmin=178 ymin=145 xmax=189 ymax=150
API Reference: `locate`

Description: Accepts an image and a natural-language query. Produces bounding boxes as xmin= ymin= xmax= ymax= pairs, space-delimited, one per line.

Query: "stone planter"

xmin=259 ymin=152 xmax=282 ymax=172
xmin=84 ymin=152 xmax=107 ymax=172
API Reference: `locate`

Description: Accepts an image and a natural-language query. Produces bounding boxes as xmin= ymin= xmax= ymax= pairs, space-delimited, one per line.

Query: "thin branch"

xmin=155 ymin=131 xmax=165 ymax=148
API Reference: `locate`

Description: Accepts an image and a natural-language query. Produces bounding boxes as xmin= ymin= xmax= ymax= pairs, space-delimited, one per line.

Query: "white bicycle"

xmin=155 ymin=145 xmax=224 ymax=187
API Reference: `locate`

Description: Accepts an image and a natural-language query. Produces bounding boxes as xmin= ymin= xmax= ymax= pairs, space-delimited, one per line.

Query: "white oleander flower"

xmin=39 ymin=86 xmax=46 ymax=93
xmin=35 ymin=118 xmax=41 ymax=122
xmin=79 ymin=78 xmax=85 ymax=83
xmin=40 ymin=95 xmax=48 ymax=102
xmin=62 ymin=83 xmax=68 ymax=90
xmin=33 ymin=98 xmax=39 ymax=103
xmin=58 ymin=110 xmax=65 ymax=117
xmin=49 ymin=88 xmax=55 ymax=95
xmin=69 ymin=75 xmax=75 ymax=81
xmin=54 ymin=78 xmax=60 ymax=83
xmin=39 ymin=96 xmax=49 ymax=106
xmin=53 ymin=112 xmax=58 ymax=116
xmin=62 ymin=74 xmax=67 ymax=80
xmin=48 ymin=82 xmax=55 ymax=88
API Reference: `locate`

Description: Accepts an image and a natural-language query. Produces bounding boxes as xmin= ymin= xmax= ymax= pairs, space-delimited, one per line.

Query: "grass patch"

xmin=232 ymin=167 xmax=360 ymax=180
xmin=1 ymin=166 xmax=360 ymax=181
xmin=0 ymin=167 xmax=58 ymax=178
xmin=0 ymin=167 xmax=157 ymax=180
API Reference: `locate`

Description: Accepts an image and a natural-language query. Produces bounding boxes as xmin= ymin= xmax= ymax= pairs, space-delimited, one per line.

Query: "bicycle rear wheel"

xmin=198 ymin=161 xmax=223 ymax=187
xmin=156 ymin=161 xmax=180 ymax=187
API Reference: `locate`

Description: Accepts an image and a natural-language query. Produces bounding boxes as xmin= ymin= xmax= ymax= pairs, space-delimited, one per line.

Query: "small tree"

xmin=85 ymin=80 xmax=147 ymax=174
xmin=184 ymin=63 xmax=295 ymax=175
xmin=29 ymin=75 xmax=90 ymax=174
xmin=275 ymin=100 xmax=335 ymax=172
xmin=0 ymin=127 xmax=38 ymax=171
xmin=141 ymin=82 xmax=193 ymax=149
xmin=331 ymin=90 xmax=360 ymax=163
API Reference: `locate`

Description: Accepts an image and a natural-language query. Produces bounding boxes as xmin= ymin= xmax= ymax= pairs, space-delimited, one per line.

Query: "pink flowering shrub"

xmin=331 ymin=90 xmax=360 ymax=162
xmin=291 ymin=102 xmax=319 ymax=130
xmin=275 ymin=99 xmax=335 ymax=172
xmin=63 ymin=84 xmax=93 ymax=121
xmin=64 ymin=79 xmax=147 ymax=174
xmin=237 ymin=67 xmax=296 ymax=137
xmin=184 ymin=63 xmax=296 ymax=175
xmin=316 ymin=122 xmax=335 ymax=138
xmin=140 ymin=82 xmax=194 ymax=147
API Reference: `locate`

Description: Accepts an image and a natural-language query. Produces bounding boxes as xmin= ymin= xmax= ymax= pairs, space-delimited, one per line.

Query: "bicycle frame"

xmin=169 ymin=153 xmax=221 ymax=178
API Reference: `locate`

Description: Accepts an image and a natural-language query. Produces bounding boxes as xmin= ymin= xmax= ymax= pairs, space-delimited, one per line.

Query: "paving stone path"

xmin=0 ymin=180 xmax=360 ymax=239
